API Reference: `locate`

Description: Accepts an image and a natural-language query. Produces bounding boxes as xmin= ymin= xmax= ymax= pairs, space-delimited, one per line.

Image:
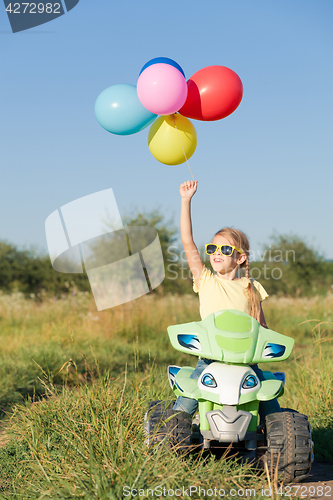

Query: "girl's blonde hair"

xmin=214 ymin=227 xmax=261 ymax=322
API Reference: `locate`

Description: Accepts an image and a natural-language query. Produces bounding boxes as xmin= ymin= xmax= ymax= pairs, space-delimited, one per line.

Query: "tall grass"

xmin=0 ymin=291 xmax=198 ymax=416
xmin=0 ymin=291 xmax=333 ymax=497
xmin=0 ymin=368 xmax=269 ymax=499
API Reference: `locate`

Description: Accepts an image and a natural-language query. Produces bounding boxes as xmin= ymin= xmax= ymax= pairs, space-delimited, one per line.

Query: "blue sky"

xmin=1 ymin=0 xmax=333 ymax=260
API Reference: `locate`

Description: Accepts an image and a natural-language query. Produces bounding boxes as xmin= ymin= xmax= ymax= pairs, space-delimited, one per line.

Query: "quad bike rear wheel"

xmin=263 ymin=409 xmax=313 ymax=483
xmin=144 ymin=400 xmax=192 ymax=453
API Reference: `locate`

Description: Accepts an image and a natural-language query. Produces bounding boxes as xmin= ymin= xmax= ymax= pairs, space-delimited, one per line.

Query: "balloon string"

xmin=171 ymin=114 xmax=195 ymax=181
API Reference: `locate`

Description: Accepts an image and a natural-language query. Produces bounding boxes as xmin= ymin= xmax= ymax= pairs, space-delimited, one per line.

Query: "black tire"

xmin=264 ymin=409 xmax=313 ymax=483
xmin=144 ymin=400 xmax=192 ymax=453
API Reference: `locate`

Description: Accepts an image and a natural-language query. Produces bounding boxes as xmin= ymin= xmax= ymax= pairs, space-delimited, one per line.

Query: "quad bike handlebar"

xmin=167 ymin=309 xmax=294 ymax=364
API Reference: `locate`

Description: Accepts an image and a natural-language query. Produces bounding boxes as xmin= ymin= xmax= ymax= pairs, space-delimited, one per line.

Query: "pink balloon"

xmin=137 ymin=63 xmax=188 ymax=115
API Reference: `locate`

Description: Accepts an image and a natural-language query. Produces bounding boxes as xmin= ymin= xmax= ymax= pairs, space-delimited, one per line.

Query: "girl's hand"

xmin=180 ymin=180 xmax=198 ymax=199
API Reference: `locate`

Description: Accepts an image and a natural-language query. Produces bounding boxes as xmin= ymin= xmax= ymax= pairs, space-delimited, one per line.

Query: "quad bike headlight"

xmin=242 ymin=374 xmax=258 ymax=389
xmin=201 ymin=373 xmax=217 ymax=388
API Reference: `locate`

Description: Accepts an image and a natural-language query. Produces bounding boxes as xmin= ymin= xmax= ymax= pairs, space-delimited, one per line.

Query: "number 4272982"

xmin=5 ymin=3 xmax=61 ymax=14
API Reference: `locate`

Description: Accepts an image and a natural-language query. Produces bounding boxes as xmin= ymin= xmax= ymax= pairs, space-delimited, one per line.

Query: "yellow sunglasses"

xmin=205 ymin=244 xmax=244 ymax=256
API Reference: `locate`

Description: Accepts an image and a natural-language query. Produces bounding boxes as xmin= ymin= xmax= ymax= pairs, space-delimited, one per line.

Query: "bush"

xmin=0 ymin=242 xmax=90 ymax=297
xmin=122 ymin=210 xmax=193 ymax=295
xmin=250 ymin=234 xmax=332 ymax=297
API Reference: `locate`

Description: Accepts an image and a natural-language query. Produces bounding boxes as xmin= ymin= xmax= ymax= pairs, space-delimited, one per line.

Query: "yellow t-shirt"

xmin=193 ymin=266 xmax=268 ymax=320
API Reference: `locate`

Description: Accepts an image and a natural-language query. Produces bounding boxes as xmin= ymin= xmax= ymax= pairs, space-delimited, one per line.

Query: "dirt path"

xmin=290 ymin=461 xmax=333 ymax=499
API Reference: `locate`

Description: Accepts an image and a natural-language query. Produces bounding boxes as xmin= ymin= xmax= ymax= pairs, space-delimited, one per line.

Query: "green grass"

xmin=0 ymin=369 xmax=269 ymax=499
xmin=0 ymin=292 xmax=197 ymax=417
xmin=0 ymin=291 xmax=333 ymax=498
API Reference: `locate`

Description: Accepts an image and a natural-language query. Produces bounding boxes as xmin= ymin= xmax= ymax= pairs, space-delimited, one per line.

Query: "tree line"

xmin=0 ymin=211 xmax=332 ymax=299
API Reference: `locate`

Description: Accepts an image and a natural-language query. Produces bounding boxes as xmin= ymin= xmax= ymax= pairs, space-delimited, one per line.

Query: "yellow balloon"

xmin=148 ymin=114 xmax=197 ymax=165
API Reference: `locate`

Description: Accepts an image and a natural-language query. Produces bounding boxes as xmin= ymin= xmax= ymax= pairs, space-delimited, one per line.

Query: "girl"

xmin=173 ymin=180 xmax=281 ymax=422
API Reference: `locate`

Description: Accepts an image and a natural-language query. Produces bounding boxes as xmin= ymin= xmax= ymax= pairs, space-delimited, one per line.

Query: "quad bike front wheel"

xmin=263 ymin=409 xmax=313 ymax=483
xmin=144 ymin=400 xmax=192 ymax=453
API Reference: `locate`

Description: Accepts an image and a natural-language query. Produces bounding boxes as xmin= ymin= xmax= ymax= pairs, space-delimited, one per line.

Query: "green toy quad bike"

xmin=144 ymin=309 xmax=313 ymax=483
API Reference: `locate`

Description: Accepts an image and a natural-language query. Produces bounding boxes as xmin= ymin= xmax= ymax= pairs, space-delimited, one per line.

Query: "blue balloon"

xmin=139 ymin=57 xmax=186 ymax=78
xmin=95 ymin=84 xmax=157 ymax=135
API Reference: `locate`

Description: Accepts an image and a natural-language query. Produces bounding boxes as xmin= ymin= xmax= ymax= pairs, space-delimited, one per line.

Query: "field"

xmin=0 ymin=291 xmax=333 ymax=499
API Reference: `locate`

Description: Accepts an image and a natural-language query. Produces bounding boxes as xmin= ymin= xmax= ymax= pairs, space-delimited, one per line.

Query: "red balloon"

xmin=179 ymin=66 xmax=243 ymax=121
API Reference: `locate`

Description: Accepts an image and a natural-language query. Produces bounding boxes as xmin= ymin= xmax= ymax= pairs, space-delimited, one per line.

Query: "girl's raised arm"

xmin=180 ymin=181 xmax=204 ymax=288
